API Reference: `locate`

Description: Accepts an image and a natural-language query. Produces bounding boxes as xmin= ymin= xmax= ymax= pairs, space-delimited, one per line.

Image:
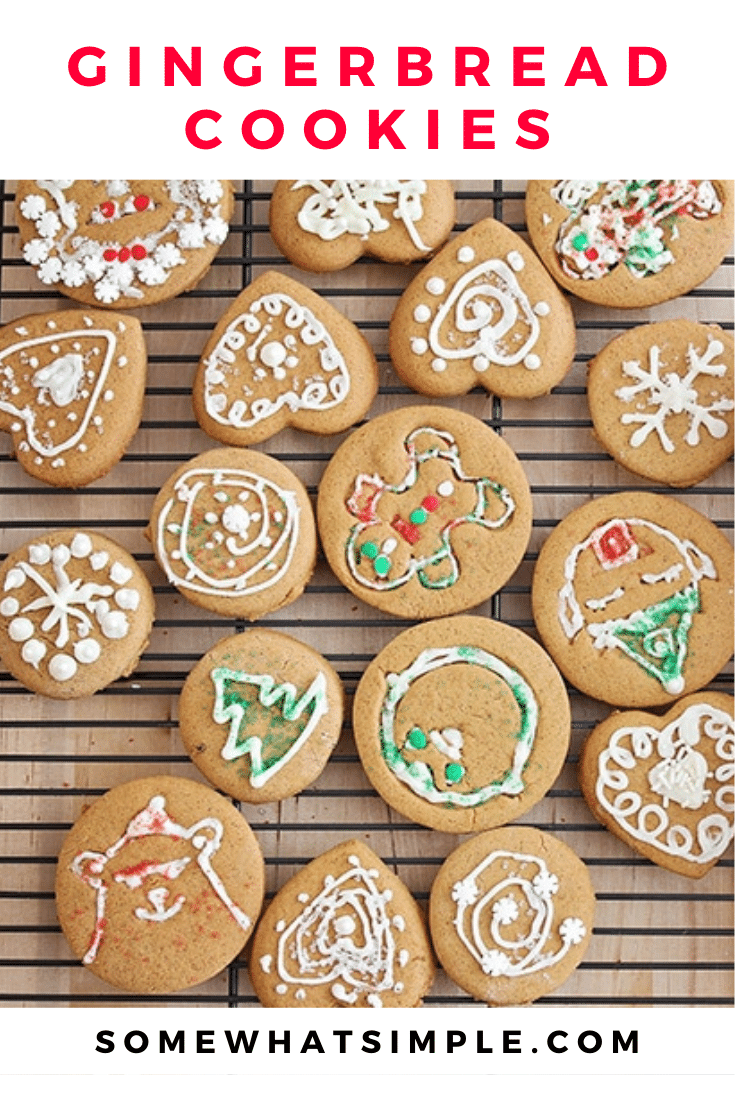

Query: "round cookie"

xmin=179 ymin=628 xmax=344 ymax=803
xmin=526 ymin=180 xmax=734 ymax=308
xmin=429 ymin=826 xmax=595 ymax=1006
xmin=15 ymin=179 xmax=234 ymax=308
xmin=579 ymin=692 xmax=734 ymax=879
xmin=55 ymin=775 xmax=264 ymax=994
xmin=588 ymin=320 xmax=734 ymax=487
xmin=193 ymin=270 xmax=378 ymax=446
xmin=269 ymin=179 xmax=455 ymax=272
xmin=0 ymin=308 xmax=146 ymax=487
xmin=249 ymin=839 xmax=434 ymax=1007
xmin=147 ymin=447 xmax=317 ymax=619
xmin=0 ymin=530 xmax=154 ymax=699
xmin=532 ymin=492 xmax=734 ymax=708
xmin=352 ymin=616 xmax=570 ymax=834
xmin=317 ymin=406 xmax=532 ymax=619
xmin=388 ymin=216 xmax=575 ymax=399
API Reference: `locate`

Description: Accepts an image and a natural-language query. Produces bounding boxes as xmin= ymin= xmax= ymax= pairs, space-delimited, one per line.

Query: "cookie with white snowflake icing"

xmin=0 ymin=309 xmax=146 ymax=486
xmin=147 ymin=447 xmax=317 ymax=619
xmin=580 ymin=692 xmax=734 ymax=879
xmin=15 ymin=180 xmax=234 ymax=308
xmin=269 ymin=179 xmax=455 ymax=272
xmin=179 ymin=627 xmax=344 ymax=803
xmin=588 ymin=320 xmax=734 ymax=487
xmin=193 ymin=270 xmax=378 ymax=446
xmin=352 ymin=616 xmax=570 ymax=834
xmin=55 ymin=775 xmax=264 ymax=993
xmin=250 ymin=839 xmax=434 ymax=1007
xmin=429 ymin=826 xmax=595 ymax=1006
xmin=388 ymin=216 xmax=575 ymax=399
xmin=0 ymin=530 xmax=154 ymax=698
xmin=317 ymin=405 xmax=532 ymax=619
xmin=526 ymin=180 xmax=734 ymax=308
xmin=532 ymin=492 xmax=734 ymax=708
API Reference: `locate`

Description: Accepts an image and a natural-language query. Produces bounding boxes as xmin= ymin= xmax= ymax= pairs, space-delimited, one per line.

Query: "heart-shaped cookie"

xmin=579 ymin=692 xmax=734 ymax=877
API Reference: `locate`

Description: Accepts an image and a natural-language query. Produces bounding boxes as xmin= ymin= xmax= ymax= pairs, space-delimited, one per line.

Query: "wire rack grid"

xmin=0 ymin=179 xmax=732 ymax=1008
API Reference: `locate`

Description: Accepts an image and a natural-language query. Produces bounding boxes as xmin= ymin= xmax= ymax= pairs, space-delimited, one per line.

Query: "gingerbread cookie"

xmin=429 ymin=826 xmax=595 ymax=1006
xmin=179 ymin=628 xmax=344 ymax=803
xmin=193 ymin=270 xmax=378 ymax=446
xmin=317 ymin=406 xmax=532 ymax=619
xmin=15 ymin=179 xmax=234 ymax=308
xmin=147 ymin=447 xmax=316 ymax=619
xmin=0 ymin=308 xmax=146 ymax=487
xmin=388 ymin=216 xmax=575 ymax=399
xmin=249 ymin=839 xmax=434 ymax=1007
xmin=0 ymin=530 xmax=154 ymax=699
xmin=579 ymin=692 xmax=734 ymax=879
xmin=526 ymin=180 xmax=734 ymax=308
xmin=269 ymin=179 xmax=455 ymax=272
xmin=588 ymin=320 xmax=734 ymax=487
xmin=532 ymin=492 xmax=734 ymax=708
xmin=55 ymin=775 xmax=264 ymax=993
xmin=352 ymin=616 xmax=570 ymax=834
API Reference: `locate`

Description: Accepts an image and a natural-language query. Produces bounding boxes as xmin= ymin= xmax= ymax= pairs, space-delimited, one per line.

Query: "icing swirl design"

xmin=292 ymin=179 xmax=431 ymax=252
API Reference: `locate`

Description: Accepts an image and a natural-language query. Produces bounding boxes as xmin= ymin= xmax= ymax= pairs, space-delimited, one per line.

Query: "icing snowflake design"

xmin=203 ymin=291 xmax=350 ymax=429
xmin=615 ymin=338 xmax=733 ymax=454
xmin=407 ymin=247 xmax=550 ymax=376
xmin=156 ymin=466 xmax=300 ymax=599
xmin=551 ymin=180 xmax=722 ymax=280
xmin=596 ymin=702 xmax=734 ymax=865
xmin=0 ymin=534 xmax=141 ymax=683
xmin=0 ymin=315 xmax=126 ymax=469
xmin=452 ymin=849 xmax=587 ymax=978
xmin=292 ymin=179 xmax=431 ymax=252
xmin=19 ymin=180 xmax=229 ymax=303
xmin=262 ymin=854 xmax=406 ymax=1007
xmin=346 ymin=426 xmax=515 ymax=592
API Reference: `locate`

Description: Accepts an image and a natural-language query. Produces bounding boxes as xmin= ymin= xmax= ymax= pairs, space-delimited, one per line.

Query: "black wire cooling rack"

xmin=0 ymin=180 xmax=732 ymax=1008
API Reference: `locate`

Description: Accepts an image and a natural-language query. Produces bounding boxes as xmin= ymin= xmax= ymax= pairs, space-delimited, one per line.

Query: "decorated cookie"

xmin=579 ymin=692 xmax=734 ymax=879
xmin=193 ymin=270 xmax=378 ymax=446
xmin=526 ymin=180 xmax=734 ymax=308
xmin=588 ymin=320 xmax=734 ymax=487
xmin=55 ymin=775 xmax=264 ymax=993
xmin=429 ymin=826 xmax=595 ymax=1006
xmin=388 ymin=216 xmax=575 ymax=399
xmin=179 ymin=628 xmax=344 ymax=803
xmin=532 ymin=492 xmax=734 ymax=708
xmin=269 ymin=179 xmax=455 ymax=272
xmin=0 ymin=308 xmax=146 ymax=487
xmin=352 ymin=616 xmax=570 ymax=834
xmin=0 ymin=530 xmax=154 ymax=699
xmin=15 ymin=179 xmax=234 ymax=308
xmin=147 ymin=447 xmax=316 ymax=618
xmin=317 ymin=406 xmax=532 ymax=619
xmin=249 ymin=840 xmax=434 ymax=1007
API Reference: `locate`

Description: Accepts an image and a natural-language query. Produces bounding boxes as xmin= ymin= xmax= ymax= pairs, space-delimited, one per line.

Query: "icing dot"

xmin=131 ymin=244 xmax=147 ymax=261
xmin=666 ymin=676 xmax=685 ymax=695
xmin=431 ymin=358 xmax=447 ymax=372
xmin=426 ymin=277 xmax=446 ymax=295
xmin=100 ymin=610 xmax=129 ymax=639
xmin=52 ymin=545 xmax=70 ymax=566
xmin=407 ymin=727 xmax=427 ymax=750
xmin=118 ymin=247 xmax=131 ymax=263
xmin=534 ymin=301 xmax=550 ymax=316
xmin=457 ymin=246 xmax=475 ymax=263
xmin=473 ymin=355 xmax=490 ymax=373
xmin=204 ymin=512 xmax=219 ymax=525
xmin=21 ymin=639 xmax=46 ymax=668
xmin=382 ymin=538 xmax=398 ymax=554
xmin=572 ymin=232 xmax=588 ymax=251
xmin=90 ymin=551 xmax=109 ymax=571
xmin=373 ymin=555 xmax=391 ymax=578
xmin=413 ymin=304 xmax=431 ymax=323
xmin=0 ymin=597 xmax=19 ymax=617
xmin=49 ymin=654 xmax=78 ymax=681
xmin=115 ymin=588 xmax=140 ymax=611
xmin=524 ymin=354 xmax=541 ymax=370
xmin=507 ymin=250 xmax=525 ymax=271
xmin=110 ymin=562 xmax=133 ymax=585
xmin=437 ymin=480 xmax=454 ymax=497
xmin=9 ymin=618 xmax=34 ymax=642
xmin=334 ymin=916 xmax=356 ymax=936
xmin=70 ymin=533 xmax=93 ymax=558
xmin=410 ymin=337 xmax=428 ymax=355
xmin=103 ymin=248 xmax=118 ymax=262
xmin=74 ymin=639 xmax=101 ymax=664
xmin=4 ymin=568 xmax=26 ymax=590
xmin=445 ymin=762 xmax=465 ymax=784
xmin=100 ymin=201 xmax=116 ymax=219
xmin=275 ymin=984 xmax=288 ymax=996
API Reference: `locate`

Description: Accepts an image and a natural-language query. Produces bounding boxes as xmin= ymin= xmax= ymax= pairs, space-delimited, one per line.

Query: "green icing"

xmin=607 ymin=584 xmax=700 ymax=694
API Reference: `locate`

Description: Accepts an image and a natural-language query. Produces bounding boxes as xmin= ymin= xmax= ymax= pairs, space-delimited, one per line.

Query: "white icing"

xmin=71 ymin=533 xmax=93 ymax=558
xmin=9 ymin=617 xmax=34 ymax=642
xmin=21 ymin=638 xmax=46 ymax=668
xmin=426 ymin=277 xmax=446 ymax=295
xmin=410 ymin=338 xmax=428 ymax=355
xmin=110 ymin=562 xmax=133 ymax=585
xmin=457 ymin=246 xmax=475 ymax=263
xmin=115 ymin=588 xmax=140 ymax=611
xmin=292 ymin=179 xmax=431 ymax=252
xmin=413 ymin=304 xmax=431 ymax=323
xmin=75 ymin=638 xmax=102 ymax=664
xmin=49 ymin=653 xmax=77 ymax=681
xmin=0 ymin=597 xmax=19 ymax=616
xmin=100 ymin=610 xmax=129 ymax=639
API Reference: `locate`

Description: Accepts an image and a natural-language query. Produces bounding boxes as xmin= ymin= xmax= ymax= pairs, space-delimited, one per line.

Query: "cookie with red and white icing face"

xmin=526 ymin=180 xmax=734 ymax=308
xmin=579 ymin=692 xmax=734 ymax=879
xmin=0 ymin=529 xmax=154 ymax=698
xmin=147 ymin=447 xmax=317 ymax=619
xmin=193 ymin=270 xmax=378 ymax=446
xmin=250 ymin=840 xmax=434 ymax=1007
xmin=269 ymin=179 xmax=455 ymax=272
xmin=532 ymin=492 xmax=734 ymax=707
xmin=15 ymin=180 xmax=234 ymax=308
xmin=0 ymin=308 xmax=146 ymax=487
xmin=55 ymin=775 xmax=265 ymax=993
xmin=388 ymin=216 xmax=575 ymax=399
xmin=588 ymin=320 xmax=734 ymax=487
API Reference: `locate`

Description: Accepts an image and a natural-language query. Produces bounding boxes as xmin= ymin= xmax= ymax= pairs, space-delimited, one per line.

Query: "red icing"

xmin=131 ymin=244 xmax=147 ymax=260
xmin=118 ymin=246 xmax=132 ymax=263
xmin=103 ymin=248 xmax=118 ymax=262
xmin=422 ymin=495 xmax=439 ymax=512
xmin=100 ymin=201 xmax=116 ymax=219
xmin=133 ymin=194 xmax=150 ymax=211
xmin=594 ymin=521 xmax=637 ymax=567
xmin=391 ymin=514 xmax=421 ymax=546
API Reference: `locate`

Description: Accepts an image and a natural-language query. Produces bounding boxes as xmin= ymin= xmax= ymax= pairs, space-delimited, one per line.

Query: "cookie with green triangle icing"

xmin=179 ymin=628 xmax=344 ymax=803
xmin=532 ymin=492 xmax=734 ymax=707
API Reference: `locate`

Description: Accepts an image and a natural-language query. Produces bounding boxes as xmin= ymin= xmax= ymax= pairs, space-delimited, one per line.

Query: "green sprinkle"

xmin=445 ymin=762 xmax=465 ymax=784
xmin=409 ymin=507 xmax=428 ymax=525
xmin=407 ymin=726 xmax=427 ymax=750
xmin=572 ymin=232 xmax=588 ymax=250
xmin=373 ymin=555 xmax=391 ymax=577
xmin=360 ymin=541 xmax=378 ymax=560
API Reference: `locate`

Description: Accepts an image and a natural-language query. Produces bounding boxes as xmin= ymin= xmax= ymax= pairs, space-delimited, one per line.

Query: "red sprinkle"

xmin=100 ymin=201 xmax=116 ymax=219
xmin=422 ymin=495 xmax=440 ymax=512
xmin=103 ymin=248 xmax=118 ymax=262
xmin=133 ymin=194 xmax=150 ymax=211
xmin=584 ymin=247 xmax=599 ymax=261
xmin=118 ymin=247 xmax=132 ymax=262
xmin=131 ymin=244 xmax=147 ymax=260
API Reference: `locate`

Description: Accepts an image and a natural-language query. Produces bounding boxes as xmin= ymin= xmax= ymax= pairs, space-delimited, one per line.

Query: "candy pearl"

xmin=407 ymin=727 xmax=427 ymax=750
xmin=103 ymin=248 xmax=118 ymax=262
xmin=49 ymin=654 xmax=78 ymax=682
xmin=585 ymin=247 xmax=599 ymax=261
xmin=445 ymin=762 xmax=465 ymax=783
xmin=118 ymin=247 xmax=131 ymax=263
xmin=572 ymin=232 xmax=588 ymax=251
xmin=422 ymin=495 xmax=439 ymax=513
xmin=131 ymin=244 xmax=147 ymax=260
xmin=373 ymin=555 xmax=391 ymax=578
xmin=100 ymin=201 xmax=116 ymax=219
xmin=0 ymin=597 xmax=19 ymax=617
xmin=133 ymin=194 xmax=150 ymax=211
xmin=409 ymin=507 xmax=428 ymax=525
